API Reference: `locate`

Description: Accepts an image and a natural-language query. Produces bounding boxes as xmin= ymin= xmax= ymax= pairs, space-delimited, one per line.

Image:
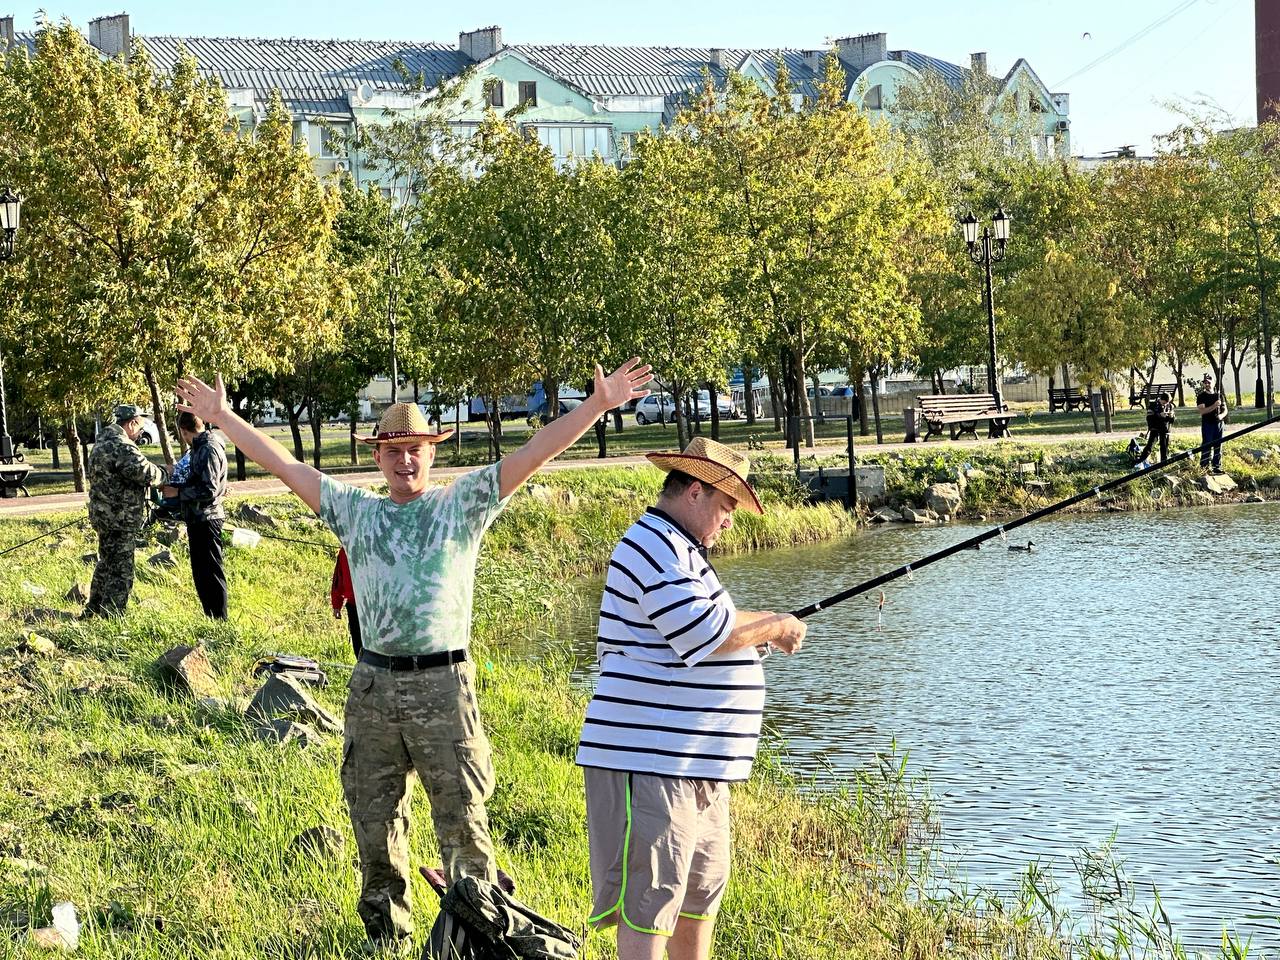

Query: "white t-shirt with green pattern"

xmin=320 ymin=463 xmax=510 ymax=657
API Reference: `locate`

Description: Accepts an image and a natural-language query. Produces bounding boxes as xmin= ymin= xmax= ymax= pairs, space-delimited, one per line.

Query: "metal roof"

xmin=890 ymin=49 xmax=969 ymax=89
xmin=514 ymin=43 xmax=826 ymax=100
xmin=137 ymin=35 xmax=470 ymax=116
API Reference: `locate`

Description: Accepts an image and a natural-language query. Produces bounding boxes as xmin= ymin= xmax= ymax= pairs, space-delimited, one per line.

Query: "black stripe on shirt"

xmin=589 ymin=695 xmax=762 ymax=716
xmin=642 ymin=575 xmax=696 ymax=594
xmin=581 ymin=717 xmax=761 ymax=739
xmin=601 ymin=610 xmax=661 ymax=632
xmin=620 ymin=537 xmax=664 ymax=574
xmin=635 ymin=519 xmax=681 ymax=559
xmin=608 ymin=561 xmax=646 ymax=591
xmin=680 ymin=609 xmax=730 ymax=661
xmin=577 ymin=740 xmax=757 ymax=763
xmin=600 ymin=671 xmax=764 ymax=692
xmin=666 ymin=603 xmax=716 ymax=643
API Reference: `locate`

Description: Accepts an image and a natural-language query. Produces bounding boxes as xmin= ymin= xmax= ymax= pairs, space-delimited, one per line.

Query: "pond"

xmin=544 ymin=502 xmax=1280 ymax=949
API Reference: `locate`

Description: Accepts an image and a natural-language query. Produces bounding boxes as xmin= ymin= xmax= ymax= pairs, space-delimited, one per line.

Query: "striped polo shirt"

xmin=575 ymin=507 xmax=765 ymax=782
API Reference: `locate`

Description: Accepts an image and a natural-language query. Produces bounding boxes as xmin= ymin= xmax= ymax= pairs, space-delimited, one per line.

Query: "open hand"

xmin=174 ymin=374 xmax=232 ymax=426
xmin=593 ymin=358 xmax=653 ymax=411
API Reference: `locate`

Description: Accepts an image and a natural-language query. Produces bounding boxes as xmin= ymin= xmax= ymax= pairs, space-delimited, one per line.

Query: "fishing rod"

xmin=790 ymin=411 xmax=1280 ymax=620
xmin=0 ymin=516 xmax=87 ymax=560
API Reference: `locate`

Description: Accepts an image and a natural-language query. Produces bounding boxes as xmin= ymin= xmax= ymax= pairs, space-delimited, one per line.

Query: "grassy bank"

xmin=774 ymin=435 xmax=1280 ymax=521
xmin=0 ymin=467 xmax=1251 ymax=958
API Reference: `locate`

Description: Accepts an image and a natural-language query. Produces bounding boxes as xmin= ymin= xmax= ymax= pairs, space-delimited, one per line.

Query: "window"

xmin=488 ymin=80 xmax=504 ymax=108
xmin=518 ymin=81 xmax=537 ymax=106
xmin=321 ymin=123 xmax=350 ymax=159
xmin=620 ymin=131 xmax=640 ymax=156
xmin=532 ymin=124 xmax=613 ymax=167
xmin=1030 ymin=96 xmax=1043 ymax=113
xmin=862 ymin=84 xmax=883 ymax=110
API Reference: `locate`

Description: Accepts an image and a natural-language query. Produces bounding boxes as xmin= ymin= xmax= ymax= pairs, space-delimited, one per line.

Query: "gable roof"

xmin=514 ymin=43 xmax=825 ymax=100
xmin=137 ymin=35 xmax=470 ymax=116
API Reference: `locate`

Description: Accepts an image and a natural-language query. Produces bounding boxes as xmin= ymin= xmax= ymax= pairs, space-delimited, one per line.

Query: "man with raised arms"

xmin=175 ymin=360 xmax=651 ymax=948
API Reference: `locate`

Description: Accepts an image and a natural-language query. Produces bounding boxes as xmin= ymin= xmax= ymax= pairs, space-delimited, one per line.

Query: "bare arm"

xmin=715 ymin=610 xmax=807 ymax=655
xmin=174 ymin=375 xmax=323 ymax=514
xmin=499 ymin=359 xmax=652 ymax=499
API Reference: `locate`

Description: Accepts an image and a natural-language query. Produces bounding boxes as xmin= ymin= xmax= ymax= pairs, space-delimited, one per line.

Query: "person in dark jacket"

xmin=169 ymin=411 xmax=229 ymax=618
xmin=1136 ymin=391 xmax=1175 ymax=464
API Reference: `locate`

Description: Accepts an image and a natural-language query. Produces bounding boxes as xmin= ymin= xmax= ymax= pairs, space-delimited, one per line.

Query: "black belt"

xmin=358 ymin=648 xmax=467 ymax=671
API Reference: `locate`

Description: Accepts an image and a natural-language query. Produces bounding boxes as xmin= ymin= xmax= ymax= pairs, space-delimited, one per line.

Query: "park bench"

xmin=1048 ymin=386 xmax=1090 ymax=413
xmin=0 ymin=457 xmax=31 ymax=498
xmin=1129 ymin=382 xmax=1177 ymax=408
xmin=917 ymin=393 xmax=1011 ymax=441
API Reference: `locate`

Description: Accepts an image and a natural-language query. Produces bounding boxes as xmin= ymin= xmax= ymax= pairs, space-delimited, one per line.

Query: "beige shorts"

xmin=583 ymin=767 xmax=730 ymax=937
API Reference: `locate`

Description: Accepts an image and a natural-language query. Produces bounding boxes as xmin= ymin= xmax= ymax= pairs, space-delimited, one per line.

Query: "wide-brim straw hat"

xmin=646 ymin=436 xmax=764 ymax=515
xmin=359 ymin=402 xmax=455 ymax=445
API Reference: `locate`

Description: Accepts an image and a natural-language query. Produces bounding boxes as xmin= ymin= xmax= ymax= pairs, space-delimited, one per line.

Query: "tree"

xmin=685 ymin=57 xmax=943 ymax=447
xmin=611 ymin=130 xmax=739 ymax=448
xmin=0 ymin=22 xmax=340 ymax=469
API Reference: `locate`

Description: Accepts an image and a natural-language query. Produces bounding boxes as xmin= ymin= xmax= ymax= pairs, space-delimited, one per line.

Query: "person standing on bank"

xmin=576 ymin=437 xmax=807 ymax=960
xmin=1196 ymin=373 xmax=1226 ymax=473
xmin=166 ymin=411 xmax=228 ymax=619
xmin=1137 ymin=391 xmax=1175 ymax=465
xmin=84 ymin=405 xmax=168 ymax=618
xmin=174 ymin=359 xmax=652 ymax=947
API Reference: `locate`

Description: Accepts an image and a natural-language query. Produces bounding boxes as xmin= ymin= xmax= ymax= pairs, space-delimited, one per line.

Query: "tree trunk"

xmin=1088 ymin=383 xmax=1101 ymax=434
xmin=310 ymin=408 xmax=323 ymax=469
xmin=706 ymin=381 xmax=721 ymax=441
xmin=613 ymin=410 xmax=623 ymax=434
xmin=766 ymin=367 xmax=782 ymax=432
xmin=287 ymin=410 xmax=305 ymax=463
xmin=811 ymin=374 xmax=824 ymax=425
xmin=743 ymin=362 xmax=756 ymax=426
xmin=935 ymin=370 xmax=947 ymax=395
xmin=1230 ymin=341 xmax=1247 ymax=408
xmin=690 ymin=389 xmax=701 ymax=434
xmin=1257 ymin=334 xmax=1267 ymax=408
xmin=485 ymin=398 xmax=503 ymax=463
xmin=455 ymin=402 xmax=462 ymax=455
xmin=792 ymin=351 xmax=815 ymax=447
xmin=545 ymin=378 xmax=560 ymax=421
xmin=412 ymin=380 xmax=420 ymax=404
xmin=1173 ymin=354 xmax=1186 ymax=406
xmin=1102 ymin=383 xmax=1114 ymax=433
xmin=1048 ymin=373 xmax=1056 ymax=411
xmin=870 ymin=366 xmax=884 ymax=445
xmin=856 ymin=369 xmax=869 ymax=437
xmin=673 ymin=383 xmax=688 ymax=450
xmin=227 ymin=392 xmax=249 ymax=480
xmin=349 ymin=401 xmax=360 ymax=465
xmin=65 ymin=418 xmax=86 ymax=493
xmin=143 ymin=364 xmax=175 ymax=466
xmin=1060 ymin=363 xmax=1072 ymax=390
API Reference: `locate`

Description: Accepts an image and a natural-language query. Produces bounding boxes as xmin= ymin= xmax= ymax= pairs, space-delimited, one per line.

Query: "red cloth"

xmin=330 ymin=548 xmax=355 ymax=618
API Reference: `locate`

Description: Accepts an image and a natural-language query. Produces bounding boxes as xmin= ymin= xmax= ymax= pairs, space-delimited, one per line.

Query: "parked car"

xmin=133 ymin=416 xmax=162 ymax=446
xmin=686 ymin=390 xmax=739 ymax=421
xmin=527 ymin=396 xmax=582 ymax=426
xmin=634 ymin=394 xmax=678 ymax=425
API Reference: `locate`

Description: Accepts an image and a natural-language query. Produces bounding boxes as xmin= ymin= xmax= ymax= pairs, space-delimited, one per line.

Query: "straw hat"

xmin=360 ymin=402 xmax=455 ymax=445
xmin=647 ymin=437 xmax=763 ymax=515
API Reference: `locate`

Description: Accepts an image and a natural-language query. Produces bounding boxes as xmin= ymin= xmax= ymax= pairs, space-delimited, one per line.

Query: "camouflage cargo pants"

xmin=86 ymin=526 xmax=140 ymax=616
xmin=341 ymin=658 xmax=497 ymax=942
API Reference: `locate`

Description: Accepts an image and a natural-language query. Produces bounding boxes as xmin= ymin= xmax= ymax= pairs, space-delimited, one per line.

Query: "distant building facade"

xmin=2 ymin=14 xmax=1071 ymax=182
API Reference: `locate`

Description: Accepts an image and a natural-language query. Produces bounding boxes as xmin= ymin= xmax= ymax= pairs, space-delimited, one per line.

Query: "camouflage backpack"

xmin=421 ymin=869 xmax=581 ymax=960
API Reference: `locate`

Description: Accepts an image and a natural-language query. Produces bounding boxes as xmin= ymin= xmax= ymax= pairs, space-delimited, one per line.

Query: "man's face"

xmin=373 ymin=438 xmax=436 ymax=502
xmin=122 ymin=418 xmax=145 ymax=442
xmin=684 ymin=483 xmax=738 ymax=548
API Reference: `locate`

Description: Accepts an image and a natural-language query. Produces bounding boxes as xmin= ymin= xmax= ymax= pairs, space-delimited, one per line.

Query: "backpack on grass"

xmin=421 ymin=867 xmax=581 ymax=960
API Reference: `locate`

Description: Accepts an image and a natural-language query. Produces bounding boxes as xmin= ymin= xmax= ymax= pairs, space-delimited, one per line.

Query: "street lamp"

xmin=960 ymin=206 xmax=1011 ymax=437
xmin=0 ymin=186 xmax=23 ymax=463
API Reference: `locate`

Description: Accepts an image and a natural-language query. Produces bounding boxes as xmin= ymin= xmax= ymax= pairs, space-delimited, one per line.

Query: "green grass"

xmin=0 ymin=467 xmax=1264 ymax=958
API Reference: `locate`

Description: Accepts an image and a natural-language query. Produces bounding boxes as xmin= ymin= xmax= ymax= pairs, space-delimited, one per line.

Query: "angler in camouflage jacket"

xmin=84 ymin=405 xmax=167 ymax=617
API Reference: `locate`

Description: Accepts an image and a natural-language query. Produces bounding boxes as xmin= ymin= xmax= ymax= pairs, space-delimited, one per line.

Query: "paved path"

xmin=4 ymin=421 xmax=1276 ymax=520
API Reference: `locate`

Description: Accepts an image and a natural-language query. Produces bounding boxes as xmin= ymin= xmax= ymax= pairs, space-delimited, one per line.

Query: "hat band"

xmin=375 ymin=430 xmax=440 ymax=441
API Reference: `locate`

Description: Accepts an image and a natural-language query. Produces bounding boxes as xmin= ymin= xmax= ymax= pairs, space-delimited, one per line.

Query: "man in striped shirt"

xmin=576 ymin=437 xmax=806 ymax=960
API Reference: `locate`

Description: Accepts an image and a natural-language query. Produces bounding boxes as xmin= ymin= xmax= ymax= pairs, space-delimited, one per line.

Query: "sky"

xmin=12 ymin=0 xmax=1257 ymax=156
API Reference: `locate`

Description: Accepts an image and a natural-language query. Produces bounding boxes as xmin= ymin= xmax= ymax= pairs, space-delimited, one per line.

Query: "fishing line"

xmin=790 ymin=412 xmax=1280 ymax=620
xmin=0 ymin=517 xmax=87 ymax=560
